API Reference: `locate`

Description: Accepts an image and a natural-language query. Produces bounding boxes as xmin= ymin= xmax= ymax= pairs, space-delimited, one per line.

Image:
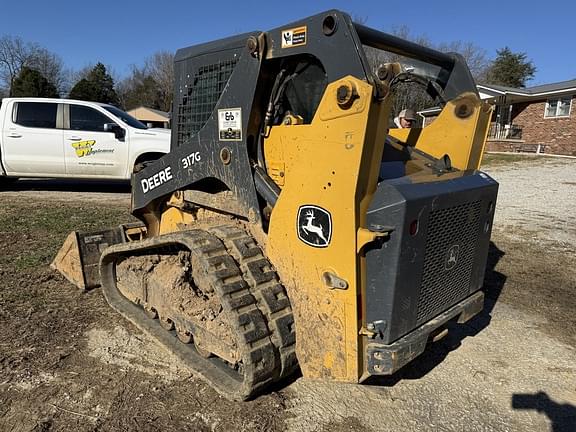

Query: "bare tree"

xmin=437 ymin=40 xmax=490 ymax=82
xmin=117 ymin=51 xmax=174 ymax=112
xmin=28 ymin=48 xmax=65 ymax=92
xmin=117 ymin=67 xmax=160 ymax=110
xmin=363 ymin=25 xmax=433 ymax=74
xmin=363 ymin=26 xmax=436 ymax=120
xmin=363 ymin=25 xmax=489 ymax=81
xmin=0 ymin=35 xmax=66 ymax=96
xmin=145 ymin=51 xmax=174 ymax=112
xmin=0 ymin=36 xmax=30 ymax=93
xmin=351 ymin=14 xmax=369 ymax=25
xmin=361 ymin=25 xmax=491 ymax=121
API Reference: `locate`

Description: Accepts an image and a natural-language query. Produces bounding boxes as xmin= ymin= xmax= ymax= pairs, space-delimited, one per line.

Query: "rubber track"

xmin=99 ymin=229 xmax=278 ymax=400
xmin=209 ymin=224 xmax=298 ymax=379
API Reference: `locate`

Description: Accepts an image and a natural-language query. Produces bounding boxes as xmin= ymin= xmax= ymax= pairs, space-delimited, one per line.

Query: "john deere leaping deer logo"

xmin=297 ymin=205 xmax=332 ymax=248
xmin=445 ymin=244 xmax=460 ymax=270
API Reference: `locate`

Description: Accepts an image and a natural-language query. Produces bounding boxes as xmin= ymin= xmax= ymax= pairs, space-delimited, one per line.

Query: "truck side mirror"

xmin=104 ymin=123 xmax=126 ymax=140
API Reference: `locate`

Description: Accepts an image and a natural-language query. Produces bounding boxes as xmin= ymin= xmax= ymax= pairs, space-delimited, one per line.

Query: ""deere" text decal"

xmin=141 ymin=166 xmax=173 ymax=194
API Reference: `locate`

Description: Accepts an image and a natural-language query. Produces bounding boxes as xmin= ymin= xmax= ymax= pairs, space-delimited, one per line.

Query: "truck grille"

xmin=416 ymin=201 xmax=481 ymax=324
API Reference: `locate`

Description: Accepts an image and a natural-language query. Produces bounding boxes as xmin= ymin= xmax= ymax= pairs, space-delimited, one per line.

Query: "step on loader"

xmin=53 ymin=10 xmax=498 ymax=400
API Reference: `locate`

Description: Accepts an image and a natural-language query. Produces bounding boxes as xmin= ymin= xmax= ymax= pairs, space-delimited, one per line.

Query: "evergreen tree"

xmin=10 ymin=66 xmax=59 ymax=97
xmin=69 ymin=78 xmax=95 ymax=100
xmin=485 ymin=47 xmax=536 ymax=88
xmin=69 ymin=62 xmax=119 ymax=104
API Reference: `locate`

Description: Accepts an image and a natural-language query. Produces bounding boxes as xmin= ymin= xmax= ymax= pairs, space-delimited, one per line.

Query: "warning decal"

xmin=218 ymin=108 xmax=242 ymax=141
xmin=281 ymin=26 xmax=307 ymax=48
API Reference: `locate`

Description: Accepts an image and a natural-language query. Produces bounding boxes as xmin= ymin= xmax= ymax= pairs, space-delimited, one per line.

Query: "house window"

xmin=544 ymin=97 xmax=572 ymax=118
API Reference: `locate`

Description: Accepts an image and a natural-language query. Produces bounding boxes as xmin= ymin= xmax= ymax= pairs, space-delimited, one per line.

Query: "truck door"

xmin=1 ymin=101 xmax=64 ymax=175
xmin=63 ymin=103 xmax=128 ymax=178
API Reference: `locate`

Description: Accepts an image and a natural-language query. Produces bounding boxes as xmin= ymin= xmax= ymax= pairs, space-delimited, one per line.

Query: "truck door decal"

xmin=72 ymin=140 xmax=96 ymax=157
xmin=71 ymin=140 xmax=114 ymax=157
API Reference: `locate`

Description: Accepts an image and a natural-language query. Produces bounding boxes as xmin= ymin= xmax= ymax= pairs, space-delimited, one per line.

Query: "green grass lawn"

xmin=0 ymin=200 xmax=132 ymax=271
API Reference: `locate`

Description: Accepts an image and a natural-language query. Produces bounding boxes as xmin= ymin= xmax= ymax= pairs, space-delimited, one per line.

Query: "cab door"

xmin=1 ymin=101 xmax=64 ymax=175
xmin=63 ymin=103 xmax=128 ymax=178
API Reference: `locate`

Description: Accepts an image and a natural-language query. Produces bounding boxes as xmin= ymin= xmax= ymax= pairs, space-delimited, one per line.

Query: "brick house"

xmin=477 ymin=80 xmax=576 ymax=156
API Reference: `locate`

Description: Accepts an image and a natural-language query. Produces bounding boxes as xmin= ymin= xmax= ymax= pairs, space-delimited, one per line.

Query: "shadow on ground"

xmin=366 ymin=241 xmax=507 ymax=386
xmin=0 ymin=178 xmax=131 ymax=194
xmin=512 ymin=392 xmax=576 ymax=432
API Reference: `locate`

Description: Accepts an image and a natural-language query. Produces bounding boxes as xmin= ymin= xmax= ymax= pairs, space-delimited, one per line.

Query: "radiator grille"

xmin=176 ymin=59 xmax=238 ymax=147
xmin=416 ymin=201 xmax=481 ymax=324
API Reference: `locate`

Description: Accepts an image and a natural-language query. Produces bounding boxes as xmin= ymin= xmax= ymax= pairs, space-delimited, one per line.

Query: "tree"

xmin=437 ymin=40 xmax=490 ymax=82
xmin=0 ymin=35 xmax=65 ymax=95
xmin=117 ymin=51 xmax=174 ymax=112
xmin=145 ymin=51 xmax=174 ymax=112
xmin=10 ymin=66 xmax=59 ymax=97
xmin=68 ymin=78 xmax=97 ymax=100
xmin=364 ymin=25 xmax=490 ymax=82
xmin=485 ymin=47 xmax=536 ymax=88
xmin=29 ymin=48 xmax=66 ymax=93
xmin=69 ymin=62 xmax=119 ymax=104
xmin=117 ymin=70 xmax=162 ymax=111
xmin=363 ymin=26 xmax=491 ymax=120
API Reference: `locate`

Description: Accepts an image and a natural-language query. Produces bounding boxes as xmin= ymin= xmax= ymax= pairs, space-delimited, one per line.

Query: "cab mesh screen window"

xmin=176 ymin=59 xmax=238 ymax=147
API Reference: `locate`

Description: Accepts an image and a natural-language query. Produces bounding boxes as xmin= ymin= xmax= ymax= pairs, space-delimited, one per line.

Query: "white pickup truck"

xmin=0 ymin=98 xmax=170 ymax=182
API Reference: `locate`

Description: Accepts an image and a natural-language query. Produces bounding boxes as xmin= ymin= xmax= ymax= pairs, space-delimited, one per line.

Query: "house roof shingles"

xmin=478 ymin=79 xmax=576 ymax=98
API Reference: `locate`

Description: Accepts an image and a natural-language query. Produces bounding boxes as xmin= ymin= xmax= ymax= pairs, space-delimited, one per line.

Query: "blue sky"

xmin=2 ymin=0 xmax=574 ymax=86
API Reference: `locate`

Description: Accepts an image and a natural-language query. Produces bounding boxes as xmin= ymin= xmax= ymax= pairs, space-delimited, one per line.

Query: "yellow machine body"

xmin=262 ymin=77 xmax=492 ymax=381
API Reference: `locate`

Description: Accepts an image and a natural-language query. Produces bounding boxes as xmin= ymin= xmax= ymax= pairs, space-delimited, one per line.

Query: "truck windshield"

xmin=103 ymin=106 xmax=148 ymax=130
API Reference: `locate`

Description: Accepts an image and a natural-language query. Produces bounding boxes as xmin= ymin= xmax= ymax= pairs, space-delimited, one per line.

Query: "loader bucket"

xmin=51 ymin=223 xmax=146 ymax=290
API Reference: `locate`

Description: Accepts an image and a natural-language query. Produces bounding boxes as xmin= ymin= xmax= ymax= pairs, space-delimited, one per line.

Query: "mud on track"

xmin=0 ymin=158 xmax=575 ymax=431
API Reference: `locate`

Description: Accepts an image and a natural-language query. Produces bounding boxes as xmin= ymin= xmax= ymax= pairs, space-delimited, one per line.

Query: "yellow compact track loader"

xmin=53 ymin=10 xmax=498 ymax=400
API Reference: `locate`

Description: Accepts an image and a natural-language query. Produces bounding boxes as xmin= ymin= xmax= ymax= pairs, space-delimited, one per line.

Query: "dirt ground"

xmin=0 ymin=158 xmax=575 ymax=432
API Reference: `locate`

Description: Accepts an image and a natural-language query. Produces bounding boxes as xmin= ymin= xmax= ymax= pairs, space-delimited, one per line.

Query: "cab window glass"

xmin=70 ymin=105 xmax=113 ymax=132
xmin=15 ymin=102 xmax=57 ymax=128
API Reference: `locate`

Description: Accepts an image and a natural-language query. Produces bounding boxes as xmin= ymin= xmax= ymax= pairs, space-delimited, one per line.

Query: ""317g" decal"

xmin=182 ymin=151 xmax=201 ymax=169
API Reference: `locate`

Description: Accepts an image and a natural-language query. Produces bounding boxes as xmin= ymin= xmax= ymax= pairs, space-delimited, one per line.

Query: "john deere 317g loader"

xmin=53 ymin=10 xmax=498 ymax=400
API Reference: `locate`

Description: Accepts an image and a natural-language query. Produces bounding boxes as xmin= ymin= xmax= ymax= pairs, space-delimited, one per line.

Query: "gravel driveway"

xmin=484 ymin=156 xmax=576 ymax=248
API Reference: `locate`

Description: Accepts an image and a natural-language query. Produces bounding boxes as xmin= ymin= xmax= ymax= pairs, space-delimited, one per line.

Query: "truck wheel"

xmin=133 ymin=161 xmax=153 ymax=174
xmin=133 ymin=154 xmax=164 ymax=174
